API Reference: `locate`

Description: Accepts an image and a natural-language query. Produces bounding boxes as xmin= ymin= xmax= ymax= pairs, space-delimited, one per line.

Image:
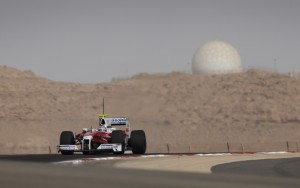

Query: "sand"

xmin=0 ymin=65 xmax=300 ymax=154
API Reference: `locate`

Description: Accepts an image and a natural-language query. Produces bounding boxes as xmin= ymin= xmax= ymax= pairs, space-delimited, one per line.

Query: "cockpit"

xmin=98 ymin=118 xmax=115 ymax=133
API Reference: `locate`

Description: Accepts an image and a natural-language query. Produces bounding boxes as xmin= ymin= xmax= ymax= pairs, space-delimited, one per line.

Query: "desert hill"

xmin=0 ymin=65 xmax=300 ymax=154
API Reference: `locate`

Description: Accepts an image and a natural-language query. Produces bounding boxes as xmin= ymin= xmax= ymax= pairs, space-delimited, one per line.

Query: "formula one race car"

xmin=58 ymin=114 xmax=146 ymax=155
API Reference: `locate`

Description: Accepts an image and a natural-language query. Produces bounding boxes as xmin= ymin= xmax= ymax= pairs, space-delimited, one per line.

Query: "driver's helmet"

xmin=98 ymin=118 xmax=107 ymax=131
xmin=98 ymin=114 xmax=109 ymax=132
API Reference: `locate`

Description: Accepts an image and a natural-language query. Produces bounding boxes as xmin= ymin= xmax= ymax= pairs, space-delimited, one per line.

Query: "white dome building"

xmin=192 ymin=40 xmax=242 ymax=74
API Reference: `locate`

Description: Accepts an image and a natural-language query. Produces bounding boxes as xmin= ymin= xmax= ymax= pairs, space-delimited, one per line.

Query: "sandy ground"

xmin=113 ymin=153 xmax=300 ymax=173
xmin=0 ymin=65 xmax=300 ymax=154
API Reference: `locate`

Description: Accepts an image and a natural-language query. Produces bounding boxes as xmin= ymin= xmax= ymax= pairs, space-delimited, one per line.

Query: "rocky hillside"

xmin=0 ymin=65 xmax=300 ymax=154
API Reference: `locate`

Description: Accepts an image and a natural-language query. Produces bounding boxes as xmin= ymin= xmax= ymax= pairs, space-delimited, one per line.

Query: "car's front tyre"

xmin=60 ymin=131 xmax=75 ymax=155
xmin=130 ymin=130 xmax=146 ymax=154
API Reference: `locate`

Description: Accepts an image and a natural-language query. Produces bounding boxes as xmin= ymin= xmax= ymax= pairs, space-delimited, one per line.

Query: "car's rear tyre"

xmin=60 ymin=131 xmax=75 ymax=155
xmin=111 ymin=130 xmax=125 ymax=155
xmin=131 ymin=130 xmax=146 ymax=154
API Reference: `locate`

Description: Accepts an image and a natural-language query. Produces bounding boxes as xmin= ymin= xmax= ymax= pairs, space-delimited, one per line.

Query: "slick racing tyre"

xmin=111 ymin=130 xmax=125 ymax=155
xmin=60 ymin=131 xmax=75 ymax=155
xmin=131 ymin=130 xmax=146 ymax=154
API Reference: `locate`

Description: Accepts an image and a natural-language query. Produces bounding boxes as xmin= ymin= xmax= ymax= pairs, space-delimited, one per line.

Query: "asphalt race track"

xmin=1 ymin=154 xmax=300 ymax=188
xmin=212 ymin=157 xmax=300 ymax=178
xmin=0 ymin=154 xmax=117 ymax=163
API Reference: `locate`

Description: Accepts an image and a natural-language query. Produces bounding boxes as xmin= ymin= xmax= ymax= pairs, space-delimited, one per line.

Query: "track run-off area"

xmin=1 ymin=152 xmax=300 ymax=188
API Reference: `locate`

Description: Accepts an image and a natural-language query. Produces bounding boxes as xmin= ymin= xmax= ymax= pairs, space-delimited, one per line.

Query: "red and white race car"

xmin=58 ymin=114 xmax=146 ymax=155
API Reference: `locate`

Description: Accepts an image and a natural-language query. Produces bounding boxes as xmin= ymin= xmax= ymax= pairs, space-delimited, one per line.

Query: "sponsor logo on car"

xmin=100 ymin=144 xmax=114 ymax=149
xmin=59 ymin=145 xmax=78 ymax=151
xmin=111 ymin=118 xmax=127 ymax=124
xmin=98 ymin=144 xmax=122 ymax=151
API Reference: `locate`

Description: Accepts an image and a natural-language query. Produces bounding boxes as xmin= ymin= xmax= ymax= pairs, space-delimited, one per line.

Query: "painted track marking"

xmin=53 ymin=152 xmax=291 ymax=166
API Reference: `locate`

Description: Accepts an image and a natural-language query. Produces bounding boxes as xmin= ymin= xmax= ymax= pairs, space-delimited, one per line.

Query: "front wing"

xmin=58 ymin=144 xmax=123 ymax=153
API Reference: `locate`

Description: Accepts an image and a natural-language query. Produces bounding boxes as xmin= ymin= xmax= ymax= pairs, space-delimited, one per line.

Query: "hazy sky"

xmin=1 ymin=0 xmax=299 ymax=83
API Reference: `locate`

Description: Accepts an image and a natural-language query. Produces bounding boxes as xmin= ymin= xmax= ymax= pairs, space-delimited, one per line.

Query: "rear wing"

xmin=100 ymin=117 xmax=130 ymax=134
xmin=104 ymin=117 xmax=128 ymax=126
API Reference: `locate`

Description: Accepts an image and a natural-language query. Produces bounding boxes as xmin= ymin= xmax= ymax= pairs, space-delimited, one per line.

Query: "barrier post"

xmin=241 ymin=143 xmax=244 ymax=153
xmin=227 ymin=142 xmax=230 ymax=153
